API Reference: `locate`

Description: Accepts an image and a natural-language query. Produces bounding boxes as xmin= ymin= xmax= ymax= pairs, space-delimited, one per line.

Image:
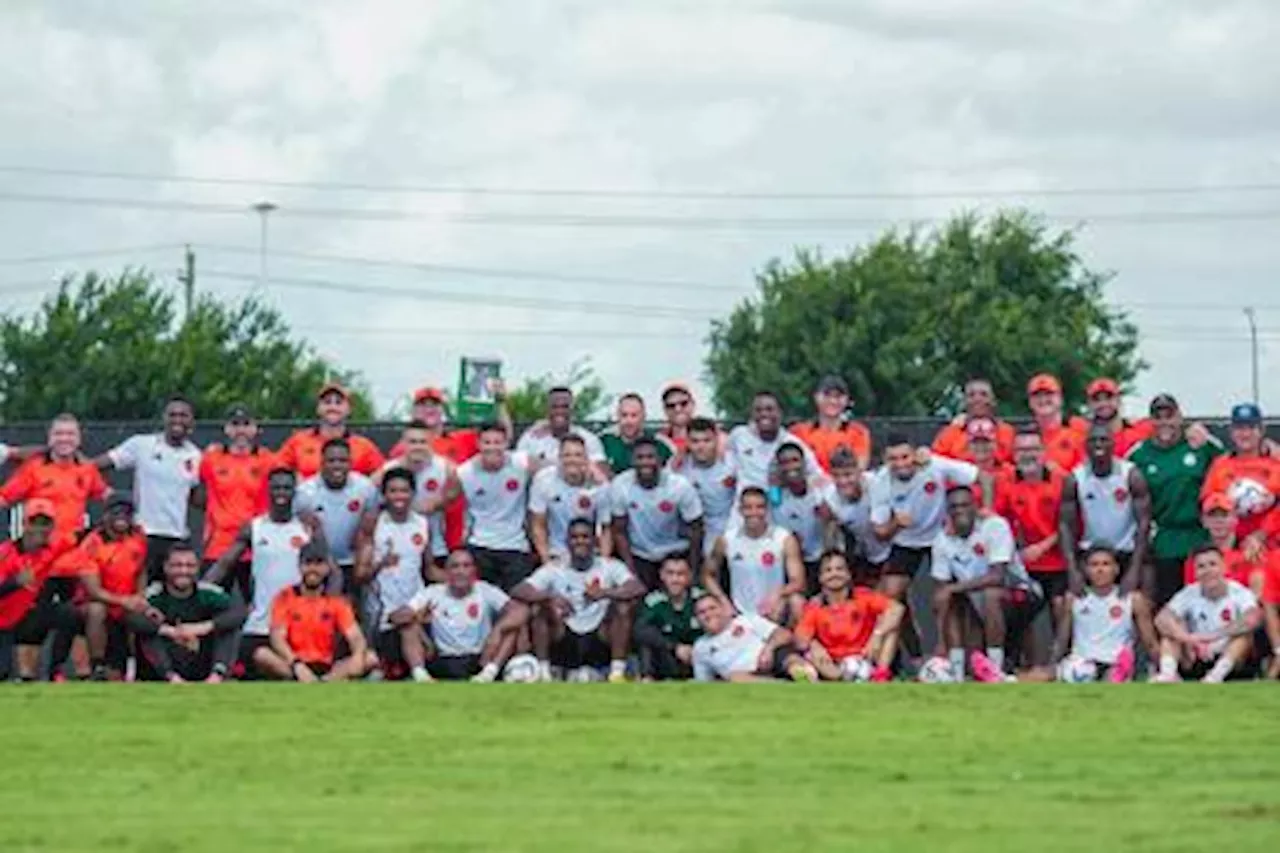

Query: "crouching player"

xmin=794 ymin=550 xmax=902 ymax=681
xmin=388 ymin=548 xmax=525 ymax=682
xmin=690 ymin=594 xmax=816 ymax=682
xmin=128 ymin=543 xmax=246 ymax=683
xmin=633 ymin=555 xmax=706 ymax=681
xmin=1154 ymin=544 xmax=1262 ymax=683
xmin=255 ymin=543 xmax=375 ymax=682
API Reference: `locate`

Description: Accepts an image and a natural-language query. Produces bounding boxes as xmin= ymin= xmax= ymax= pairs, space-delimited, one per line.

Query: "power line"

xmin=0 ymin=243 xmax=182 ymax=266
xmin=298 ymin=324 xmax=703 ymax=340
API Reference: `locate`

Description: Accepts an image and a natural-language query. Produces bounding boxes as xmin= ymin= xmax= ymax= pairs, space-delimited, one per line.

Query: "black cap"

xmin=105 ymin=494 xmax=134 ymax=513
xmin=225 ymin=403 xmax=255 ymax=423
xmin=299 ymin=541 xmax=330 ymax=564
xmin=1149 ymin=393 xmax=1179 ymax=415
xmin=816 ymin=374 xmax=849 ymax=395
xmin=1230 ymin=402 xmax=1263 ymax=425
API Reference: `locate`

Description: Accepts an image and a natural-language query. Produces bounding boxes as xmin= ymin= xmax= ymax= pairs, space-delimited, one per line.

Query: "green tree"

xmin=0 ymin=270 xmax=373 ymax=421
xmin=504 ymin=357 xmax=611 ymax=424
xmin=705 ymin=210 xmax=1145 ymax=420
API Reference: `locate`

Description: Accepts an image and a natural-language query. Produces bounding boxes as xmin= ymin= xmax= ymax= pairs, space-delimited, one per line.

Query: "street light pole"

xmin=251 ymin=200 xmax=278 ymax=295
xmin=1245 ymin=307 xmax=1260 ymax=405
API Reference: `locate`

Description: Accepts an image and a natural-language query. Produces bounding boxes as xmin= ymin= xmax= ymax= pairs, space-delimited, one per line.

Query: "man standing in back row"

xmin=932 ymin=377 xmax=1016 ymax=465
xmin=278 ymin=382 xmax=385 ymax=478
xmin=790 ymin=375 xmax=871 ymax=471
xmin=515 ymin=387 xmax=607 ymax=472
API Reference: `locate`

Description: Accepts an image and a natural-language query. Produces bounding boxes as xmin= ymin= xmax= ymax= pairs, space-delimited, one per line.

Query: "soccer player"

xmin=294 ymin=438 xmax=379 ymax=594
xmin=704 ymin=488 xmax=805 ymax=624
xmin=198 ymin=404 xmax=275 ymax=594
xmin=1026 ymin=373 xmax=1089 ymax=472
xmin=1155 ymin=544 xmax=1262 ymax=682
xmin=1128 ymin=394 xmax=1222 ymax=608
xmin=277 ymin=382 xmax=385 ymax=478
xmin=514 ymin=386 xmax=607 ymax=471
xmin=128 ymin=543 xmax=246 ymax=683
xmin=656 ymin=382 xmax=698 ymax=453
xmin=98 ymin=396 xmax=202 ymax=582
xmin=771 ymin=442 xmax=834 ymax=590
xmin=794 ymin=550 xmax=902 ymax=682
xmin=931 ymin=377 xmax=1016 ymax=464
xmin=355 ymin=467 xmax=432 ymax=681
xmin=725 ymin=391 xmax=819 ymax=490
xmin=611 ymin=438 xmax=704 ymax=590
xmin=1061 ymin=422 xmax=1152 ymax=594
xmin=956 ymin=417 xmax=1013 ymax=508
xmin=456 ymin=423 xmax=535 ymax=591
xmin=824 ymin=448 xmax=891 ymax=587
xmin=790 ymin=375 xmax=872 ymax=471
xmin=600 ymin=393 xmax=675 ymax=474
xmin=1085 ymin=378 xmax=1154 ymax=457
xmin=391 ymin=547 xmax=523 ymax=682
xmin=1181 ymin=495 xmax=1260 ymax=589
xmin=690 ymin=594 xmax=814 ymax=682
xmin=253 ymin=542 xmax=373 ymax=682
xmin=0 ymin=502 xmax=71 ymax=681
xmin=931 ymin=484 xmax=1042 ymax=681
xmin=529 ymin=434 xmax=612 ymax=563
xmin=669 ymin=417 xmax=737 ymax=561
xmin=380 ymin=420 xmax=461 ymax=571
xmin=1201 ymin=402 xmax=1280 ymax=543
xmin=633 ymin=555 xmax=705 ymax=681
xmin=512 ymin=518 xmax=646 ymax=682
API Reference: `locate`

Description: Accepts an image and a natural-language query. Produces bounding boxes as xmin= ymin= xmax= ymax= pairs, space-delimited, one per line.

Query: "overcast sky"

xmin=1 ymin=0 xmax=1277 ymax=419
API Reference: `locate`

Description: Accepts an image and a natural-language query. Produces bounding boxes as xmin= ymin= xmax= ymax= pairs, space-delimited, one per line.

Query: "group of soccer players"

xmin=0 ymin=371 xmax=1277 ymax=684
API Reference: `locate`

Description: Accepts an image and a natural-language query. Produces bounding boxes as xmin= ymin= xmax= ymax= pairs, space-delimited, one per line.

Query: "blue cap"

xmin=1230 ymin=402 xmax=1263 ymax=425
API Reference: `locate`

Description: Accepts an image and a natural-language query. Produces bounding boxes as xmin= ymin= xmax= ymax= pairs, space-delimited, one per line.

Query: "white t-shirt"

xmin=245 ymin=516 xmax=309 ymax=635
xmin=870 ymin=457 xmax=978 ymax=549
xmin=515 ymin=425 xmax=606 ymax=467
xmin=826 ymin=475 xmax=892 ymax=566
xmin=1073 ymin=459 xmax=1138 ymax=552
xmin=1165 ymin=580 xmax=1258 ymax=657
xmin=930 ymin=514 xmax=1036 ymax=592
xmin=610 ymin=470 xmax=704 ymax=561
xmin=528 ymin=467 xmax=612 ymax=556
xmin=771 ymin=482 xmax=831 ymax=562
xmin=671 ymin=455 xmax=738 ymax=556
xmin=523 ymin=557 xmax=634 ymax=634
xmin=408 ymin=581 xmax=509 ymax=656
xmin=108 ymin=433 xmax=202 ymax=538
xmin=1071 ymin=589 xmax=1135 ymax=665
xmin=370 ymin=511 xmax=431 ymax=630
xmin=692 ymin=612 xmax=779 ymax=681
xmin=457 ymin=452 xmax=531 ymax=552
xmin=725 ymin=425 xmax=819 ymax=491
xmin=294 ymin=473 xmax=378 ymax=565
xmin=721 ymin=525 xmax=792 ymax=616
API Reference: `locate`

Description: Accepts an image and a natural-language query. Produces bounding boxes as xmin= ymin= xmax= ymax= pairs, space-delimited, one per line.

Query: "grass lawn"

xmin=1 ymin=685 xmax=1278 ymax=852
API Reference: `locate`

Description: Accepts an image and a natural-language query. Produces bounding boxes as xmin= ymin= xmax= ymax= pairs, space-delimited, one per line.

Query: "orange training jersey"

xmin=1201 ymin=454 xmax=1280 ymax=540
xmin=278 ymin=428 xmax=385 ymax=479
xmin=0 ymin=540 xmax=57 ymax=629
xmin=1041 ymin=417 xmax=1089 ymax=473
xmin=0 ymin=454 xmax=108 ymax=550
xmin=790 ymin=420 xmax=873 ymax=471
xmin=992 ymin=467 xmax=1067 ymax=572
xmin=932 ymin=420 xmax=1016 ymax=466
xmin=200 ymin=445 xmax=276 ymax=560
xmin=270 ymin=585 xmax=357 ymax=665
xmin=1114 ymin=419 xmax=1154 ymax=458
xmin=56 ymin=528 xmax=147 ymax=617
xmin=795 ymin=588 xmax=894 ymax=661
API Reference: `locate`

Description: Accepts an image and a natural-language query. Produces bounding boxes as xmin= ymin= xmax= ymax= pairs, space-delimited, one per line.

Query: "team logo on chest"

xmin=923 ymin=481 xmax=938 ymax=495
xmin=761 ymin=551 xmax=776 ymax=567
xmin=347 ymin=499 xmax=361 ymax=512
xmin=505 ymin=479 xmax=520 ymax=492
xmin=1109 ymin=605 xmax=1123 ymax=620
xmin=658 ymin=500 xmax=674 ymax=513
xmin=1113 ymin=487 xmax=1129 ymax=503
xmin=467 ymin=602 xmax=480 ymax=619
xmin=972 ymin=543 xmax=986 ymax=557
xmin=425 ymin=479 xmax=440 ymax=492
xmin=1220 ymin=607 xmax=1233 ymax=623
xmin=411 ymin=533 xmax=426 ymax=548
xmin=290 ymin=535 xmax=305 ymax=548
xmin=578 ymin=494 xmax=592 ymax=510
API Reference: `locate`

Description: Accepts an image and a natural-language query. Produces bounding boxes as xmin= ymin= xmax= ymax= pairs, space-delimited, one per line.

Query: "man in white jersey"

xmin=611 ymin=438 xmax=704 ymax=590
xmin=826 ymin=448 xmax=892 ymax=588
xmin=1060 ymin=421 xmax=1152 ymax=594
xmin=528 ymin=434 xmax=612 ymax=563
xmin=355 ymin=467 xmax=433 ymax=682
xmin=391 ymin=548 xmax=524 ymax=682
xmin=512 ymin=518 xmax=646 ymax=682
xmin=515 ymin=386 xmax=607 ymax=473
xmin=379 ymin=420 xmax=460 ymax=573
xmin=205 ymin=468 xmax=313 ymax=675
xmin=725 ymin=391 xmax=819 ymax=491
xmin=772 ymin=442 xmax=835 ymax=593
xmin=690 ymin=594 xmax=814 ymax=682
xmin=930 ymin=484 xmax=1042 ymax=681
xmin=98 ymin=395 xmax=202 ymax=582
xmin=704 ymin=487 xmax=805 ymax=625
xmin=457 ymin=423 xmax=535 ymax=591
xmin=295 ymin=438 xmax=379 ymax=595
xmin=1154 ymin=544 xmax=1262 ymax=682
xmin=670 ymin=417 xmax=737 ymax=558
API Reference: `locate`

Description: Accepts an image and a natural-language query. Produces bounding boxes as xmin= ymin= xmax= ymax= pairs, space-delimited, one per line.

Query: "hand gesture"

xmin=583 ymin=580 xmax=607 ymax=603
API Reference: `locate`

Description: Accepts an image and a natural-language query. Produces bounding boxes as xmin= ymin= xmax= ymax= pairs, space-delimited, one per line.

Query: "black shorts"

xmin=471 ymin=548 xmax=532 ymax=592
xmin=848 ymin=557 xmax=886 ymax=589
xmin=884 ymin=545 xmax=930 ymax=578
xmin=145 ymin=536 xmax=184 ymax=584
xmin=237 ymin=634 xmax=272 ymax=673
xmin=763 ymin=643 xmax=799 ymax=678
xmin=12 ymin=582 xmax=76 ymax=646
xmin=1030 ymin=571 xmax=1069 ymax=601
xmin=375 ymin=629 xmax=408 ymax=667
xmin=549 ymin=630 xmax=612 ymax=669
xmin=1151 ymin=557 xmax=1186 ymax=610
xmin=632 ymin=557 xmax=664 ymax=592
xmin=428 ymin=654 xmax=482 ymax=681
xmin=1001 ymin=588 xmax=1045 ymax=652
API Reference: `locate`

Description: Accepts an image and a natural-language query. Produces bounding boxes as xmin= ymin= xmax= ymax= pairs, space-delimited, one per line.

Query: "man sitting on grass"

xmin=1154 ymin=544 xmax=1262 ymax=683
xmin=633 ymin=554 xmax=705 ymax=681
xmin=690 ymin=594 xmax=816 ymax=682
xmin=793 ymin=550 xmax=902 ymax=682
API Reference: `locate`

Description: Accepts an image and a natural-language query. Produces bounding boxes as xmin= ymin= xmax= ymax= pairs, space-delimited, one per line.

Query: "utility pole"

xmin=1244 ymin=307 xmax=1260 ymax=405
xmin=251 ymin=200 xmax=278 ymax=295
xmin=178 ymin=244 xmax=196 ymax=321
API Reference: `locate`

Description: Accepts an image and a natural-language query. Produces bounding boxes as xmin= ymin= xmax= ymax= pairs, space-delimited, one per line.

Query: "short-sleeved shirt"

xmin=515 ymin=425 xmax=606 ymax=468
xmin=869 ymin=457 xmax=979 ymax=549
xmin=523 ymin=557 xmax=634 ymax=634
xmin=795 ymin=588 xmax=894 ymax=661
xmin=56 ymin=528 xmax=147 ymax=617
xmin=457 ymin=452 xmax=531 ymax=552
xmin=0 ymin=540 xmax=57 ymax=629
xmin=1201 ymin=454 xmax=1280 ymax=540
xmin=790 ymin=420 xmax=873 ymax=471
xmin=144 ymin=580 xmax=235 ymax=627
xmin=408 ymin=581 xmax=510 ymax=656
xmin=931 ymin=514 xmax=1036 ymax=592
xmin=108 ymin=434 xmax=202 ymax=538
xmin=638 ymin=587 xmax=706 ymax=647
xmin=670 ymin=455 xmax=737 ymax=556
xmin=293 ymin=473 xmax=379 ymax=565
xmin=277 ymin=428 xmax=385 ymax=479
xmin=0 ymin=454 xmax=109 ymax=548
xmin=528 ymin=467 xmax=612 ymax=556
xmin=771 ymin=482 xmax=831 ymax=562
xmin=725 ymin=425 xmax=820 ymax=490
xmin=1041 ymin=417 xmax=1090 ymax=472
xmin=199 ymin=445 xmax=275 ymax=560
xmin=825 ymin=475 xmax=892 ymax=566
xmin=270 ymin=585 xmax=357 ymax=665
xmin=933 ymin=420 xmax=1016 ymax=466
xmin=692 ymin=613 xmax=778 ymax=681
xmin=600 ymin=430 xmax=673 ymax=474
xmin=1165 ymin=580 xmax=1258 ymax=657
xmin=610 ymin=470 xmax=703 ymax=561
xmin=991 ymin=467 xmax=1067 ymax=572
xmin=1129 ymin=438 xmax=1220 ymax=561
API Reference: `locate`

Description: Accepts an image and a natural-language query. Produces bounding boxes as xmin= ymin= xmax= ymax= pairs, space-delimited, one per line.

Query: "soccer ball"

xmin=1227 ymin=478 xmax=1273 ymax=516
xmin=917 ymin=656 xmax=956 ymax=683
xmin=839 ymin=656 xmax=873 ymax=683
xmin=502 ymin=654 xmax=540 ymax=683
xmin=1056 ymin=655 xmax=1099 ymax=683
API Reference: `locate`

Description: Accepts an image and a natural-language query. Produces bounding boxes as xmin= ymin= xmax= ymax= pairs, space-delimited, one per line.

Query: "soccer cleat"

xmin=89 ymin=665 xmax=109 ymax=682
xmin=1152 ymin=671 xmax=1182 ymax=684
xmin=1109 ymin=647 xmax=1136 ymax=683
xmin=869 ymin=664 xmax=892 ymax=683
xmin=968 ymin=651 xmax=1004 ymax=683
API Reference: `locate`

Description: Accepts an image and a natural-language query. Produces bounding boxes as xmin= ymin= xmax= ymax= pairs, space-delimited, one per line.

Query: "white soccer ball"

xmin=1227 ymin=478 xmax=1273 ymax=516
xmin=502 ymin=654 xmax=540 ymax=683
xmin=840 ymin=655 xmax=873 ymax=683
xmin=1056 ymin=655 xmax=1099 ymax=683
xmin=917 ymin=656 xmax=956 ymax=683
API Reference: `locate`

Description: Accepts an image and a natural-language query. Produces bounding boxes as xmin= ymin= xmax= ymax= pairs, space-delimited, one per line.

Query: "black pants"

xmin=428 ymin=654 xmax=482 ymax=681
xmin=1151 ymin=557 xmax=1186 ymax=610
xmin=472 ymin=548 xmax=532 ymax=592
xmin=139 ymin=628 xmax=239 ymax=681
xmin=633 ymin=622 xmax=691 ymax=680
xmin=549 ymin=630 xmax=611 ymax=669
xmin=6 ymin=580 xmax=79 ymax=679
xmin=146 ymin=536 xmax=184 ymax=584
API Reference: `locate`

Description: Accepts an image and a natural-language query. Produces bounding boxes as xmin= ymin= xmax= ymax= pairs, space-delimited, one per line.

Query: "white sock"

xmin=1158 ymin=654 xmax=1178 ymax=678
xmin=476 ymin=662 xmax=500 ymax=682
xmin=538 ymin=660 xmax=553 ymax=681
xmin=410 ymin=665 xmax=431 ymax=683
xmin=948 ymin=648 xmax=966 ymax=682
xmin=1204 ymin=656 xmax=1234 ymax=683
xmin=986 ymin=647 xmax=1005 ymax=672
xmin=609 ymin=659 xmax=627 ymax=677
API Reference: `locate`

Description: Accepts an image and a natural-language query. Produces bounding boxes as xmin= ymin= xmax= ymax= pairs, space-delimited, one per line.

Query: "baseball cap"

xmin=1086 ymin=378 xmax=1119 ymax=397
xmin=412 ymin=386 xmax=447 ymax=405
xmin=105 ymin=494 xmax=135 ymax=513
xmin=225 ymin=402 xmax=254 ymax=423
xmin=1148 ymin=393 xmax=1179 ymax=415
xmin=1027 ymin=374 xmax=1061 ymax=395
xmin=815 ymin=374 xmax=849 ymax=395
xmin=660 ymin=381 xmax=692 ymax=401
xmin=300 ymin=541 xmax=331 ymax=564
xmin=317 ymin=381 xmax=349 ymax=400
xmin=965 ymin=417 xmax=998 ymax=441
xmin=1201 ymin=493 xmax=1234 ymax=515
xmin=24 ymin=498 xmax=56 ymax=520
xmin=1230 ymin=402 xmax=1263 ymax=425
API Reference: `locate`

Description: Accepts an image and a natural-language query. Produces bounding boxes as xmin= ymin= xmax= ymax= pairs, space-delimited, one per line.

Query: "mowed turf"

xmin=1 ymin=685 xmax=1278 ymax=852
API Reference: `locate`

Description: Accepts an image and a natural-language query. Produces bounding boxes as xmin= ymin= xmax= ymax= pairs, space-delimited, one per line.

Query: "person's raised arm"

xmin=203 ymin=524 xmax=251 ymax=585
xmin=702 ymin=536 xmax=729 ymax=603
xmin=94 ymin=435 xmax=141 ymax=471
xmin=780 ymin=535 xmax=806 ymax=598
xmin=1125 ymin=468 xmax=1152 ymax=594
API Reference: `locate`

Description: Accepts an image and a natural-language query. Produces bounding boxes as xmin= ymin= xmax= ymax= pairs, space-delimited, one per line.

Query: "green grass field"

xmin=2 ymin=685 xmax=1278 ymax=852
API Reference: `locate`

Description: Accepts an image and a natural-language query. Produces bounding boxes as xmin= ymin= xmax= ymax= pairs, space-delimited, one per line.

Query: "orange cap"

xmin=1201 ymin=493 xmax=1234 ymax=515
xmin=24 ymin=498 xmax=56 ymax=520
xmin=1027 ymin=373 xmax=1061 ymax=395
xmin=1087 ymin=377 xmax=1119 ymax=397
xmin=318 ymin=381 xmax=349 ymax=400
xmin=412 ymin=386 xmax=447 ymax=405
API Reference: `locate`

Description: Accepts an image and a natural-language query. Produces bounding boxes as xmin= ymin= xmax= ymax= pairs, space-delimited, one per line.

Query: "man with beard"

xmin=669 ymin=417 xmax=737 ymax=563
xmin=529 ymin=434 xmax=612 ymax=563
xmin=515 ymin=386 xmax=606 ymax=473
xmin=198 ymin=404 xmax=275 ymax=594
xmin=795 ymin=550 xmax=902 ymax=682
xmin=725 ymin=391 xmax=819 ymax=491
xmin=824 ymin=448 xmax=891 ymax=588
xmin=294 ymin=438 xmax=379 ymax=595
xmin=600 ymin=393 xmax=674 ymax=474
xmin=0 ymin=504 xmax=72 ymax=681
xmin=278 ymin=382 xmax=385 ymax=478
xmin=790 ymin=375 xmax=872 ymax=471
xmin=932 ymin=377 xmax=1016 ymax=465
xmin=956 ymin=417 xmax=1013 ymax=509
xmin=633 ymin=555 xmax=705 ymax=681
xmin=705 ymin=487 xmax=806 ymax=625
xmin=1155 ymin=545 xmax=1261 ymax=682
xmin=457 ymin=423 xmax=535 ymax=591
xmin=611 ymin=439 xmax=704 ymax=591
xmin=656 ymin=382 xmax=698 ymax=453
xmin=771 ymin=442 xmax=834 ymax=592
xmin=1026 ymin=374 xmax=1089 ymax=472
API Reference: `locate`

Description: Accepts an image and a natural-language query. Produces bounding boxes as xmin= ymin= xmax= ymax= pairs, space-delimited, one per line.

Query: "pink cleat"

xmin=1108 ymin=647 xmax=1135 ymax=683
xmin=969 ymin=651 xmax=1004 ymax=683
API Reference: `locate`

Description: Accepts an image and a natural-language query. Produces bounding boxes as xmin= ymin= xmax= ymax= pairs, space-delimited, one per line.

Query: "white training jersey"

xmin=1073 ymin=460 xmax=1138 ymax=552
xmin=408 ymin=581 xmax=509 ymax=656
xmin=370 ymin=511 xmax=431 ymax=630
xmin=457 ymin=452 xmax=531 ymax=552
xmin=869 ymin=457 xmax=979 ymax=549
xmin=771 ymin=482 xmax=831 ymax=562
xmin=930 ymin=514 xmax=1036 ymax=592
xmin=724 ymin=425 xmax=819 ymax=491
xmin=610 ymin=470 xmax=704 ymax=561
xmin=826 ymin=474 xmax=892 ymax=566
xmin=721 ymin=525 xmax=792 ymax=616
xmin=515 ymin=425 xmax=606 ymax=467
xmin=108 ymin=433 xmax=202 ymax=538
xmin=671 ymin=455 xmax=738 ymax=556
xmin=294 ymin=473 xmax=378 ymax=565
xmin=523 ymin=557 xmax=634 ymax=634
xmin=692 ymin=612 xmax=778 ymax=681
xmin=245 ymin=515 xmax=310 ymax=635
xmin=528 ymin=467 xmax=612 ymax=556
xmin=1071 ymin=589 xmax=1135 ymax=665
xmin=1165 ymin=580 xmax=1258 ymax=657
xmin=390 ymin=454 xmax=452 ymax=558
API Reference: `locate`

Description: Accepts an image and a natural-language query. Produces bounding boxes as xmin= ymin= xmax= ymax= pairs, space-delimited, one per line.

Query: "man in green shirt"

xmin=128 ymin=542 xmax=246 ymax=682
xmin=1128 ymin=394 xmax=1223 ymax=608
xmin=633 ymin=555 xmax=704 ymax=680
xmin=601 ymin=393 xmax=674 ymax=474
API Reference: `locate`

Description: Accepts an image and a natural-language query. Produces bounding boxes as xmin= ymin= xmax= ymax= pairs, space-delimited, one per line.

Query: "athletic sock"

xmin=609 ymin=659 xmax=627 ymax=678
xmin=476 ymin=662 xmax=500 ymax=683
xmin=985 ymin=647 xmax=1005 ymax=672
xmin=538 ymin=660 xmax=553 ymax=681
xmin=410 ymin=665 xmax=432 ymax=683
xmin=1158 ymin=654 xmax=1178 ymax=678
xmin=1204 ymin=656 xmax=1234 ymax=683
xmin=948 ymin=648 xmax=966 ymax=682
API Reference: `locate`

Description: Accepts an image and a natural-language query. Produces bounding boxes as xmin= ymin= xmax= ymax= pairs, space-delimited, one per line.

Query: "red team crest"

xmin=578 ymin=494 xmax=592 ymax=510
xmin=924 ymin=481 xmax=938 ymax=495
xmin=761 ymin=551 xmax=776 ymax=567
xmin=289 ymin=535 xmax=305 ymax=548
xmin=467 ymin=602 xmax=480 ymax=619
xmin=731 ymin=624 xmax=745 ymax=638
xmin=425 ymin=479 xmax=439 ymax=492
xmin=1114 ymin=487 xmax=1129 ymax=503
xmin=411 ymin=533 xmax=426 ymax=548
xmin=1109 ymin=605 xmax=1124 ymax=620
xmin=347 ymin=499 xmax=361 ymax=512
xmin=505 ymin=479 xmax=520 ymax=492
xmin=658 ymin=500 xmax=674 ymax=513
xmin=184 ymin=458 xmax=195 ymax=473
xmin=722 ymin=475 xmax=737 ymax=490
xmin=972 ymin=543 xmax=986 ymax=557
xmin=1221 ymin=607 xmax=1233 ymax=623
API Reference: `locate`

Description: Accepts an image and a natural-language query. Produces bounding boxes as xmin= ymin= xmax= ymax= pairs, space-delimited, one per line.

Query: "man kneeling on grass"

xmin=793 ymin=550 xmax=902 ymax=682
xmin=511 ymin=518 xmax=646 ymax=682
xmin=128 ymin=543 xmax=245 ymax=683
xmin=1153 ymin=544 xmax=1262 ymax=683
xmin=691 ymin=595 xmax=816 ymax=682
xmin=387 ymin=548 xmax=525 ymax=682
xmin=255 ymin=543 xmax=375 ymax=682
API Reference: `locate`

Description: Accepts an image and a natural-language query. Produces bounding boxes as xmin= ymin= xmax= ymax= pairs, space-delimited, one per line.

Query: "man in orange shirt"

xmin=1201 ymin=403 xmax=1280 ymax=543
xmin=790 ymin=375 xmax=872 ymax=471
xmin=1085 ymin=378 xmax=1153 ymax=458
xmin=199 ymin=404 xmax=275 ymax=592
xmin=932 ymin=377 xmax=1016 ymax=465
xmin=956 ymin=418 xmax=1013 ymax=509
xmin=1183 ymin=494 xmax=1264 ymax=590
xmin=1027 ymin=373 xmax=1089 ymax=471
xmin=0 ymin=501 xmax=75 ymax=681
xmin=794 ymin=550 xmax=903 ymax=681
xmin=278 ymin=382 xmax=385 ymax=478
